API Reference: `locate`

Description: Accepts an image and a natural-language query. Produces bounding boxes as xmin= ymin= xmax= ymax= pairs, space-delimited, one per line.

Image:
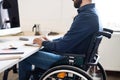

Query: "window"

xmin=95 ymin=0 xmax=120 ymax=31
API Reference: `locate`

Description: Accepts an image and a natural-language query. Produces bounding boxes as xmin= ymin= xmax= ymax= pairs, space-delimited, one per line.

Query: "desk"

xmin=0 ymin=36 xmax=40 ymax=73
xmin=0 ymin=34 xmax=63 ymax=73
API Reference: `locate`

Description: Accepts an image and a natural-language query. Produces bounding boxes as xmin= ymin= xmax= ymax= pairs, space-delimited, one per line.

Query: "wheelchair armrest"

xmin=98 ymin=32 xmax=112 ymax=39
xmin=103 ymin=28 xmax=113 ymax=34
xmin=88 ymin=54 xmax=100 ymax=66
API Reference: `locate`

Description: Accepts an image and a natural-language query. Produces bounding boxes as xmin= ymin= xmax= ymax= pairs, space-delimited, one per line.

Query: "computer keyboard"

xmin=19 ymin=37 xmax=29 ymax=41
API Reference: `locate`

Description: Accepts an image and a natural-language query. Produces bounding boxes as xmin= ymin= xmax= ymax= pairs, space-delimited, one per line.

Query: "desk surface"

xmin=0 ymin=35 xmax=62 ymax=73
xmin=0 ymin=36 xmax=40 ymax=73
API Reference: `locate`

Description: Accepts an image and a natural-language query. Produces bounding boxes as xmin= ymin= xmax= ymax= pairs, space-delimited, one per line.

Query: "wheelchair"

xmin=30 ymin=28 xmax=113 ymax=80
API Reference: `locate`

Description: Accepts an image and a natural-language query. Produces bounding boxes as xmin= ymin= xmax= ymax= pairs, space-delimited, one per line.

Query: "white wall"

xmin=18 ymin=0 xmax=77 ymax=33
xmin=99 ymin=33 xmax=120 ymax=71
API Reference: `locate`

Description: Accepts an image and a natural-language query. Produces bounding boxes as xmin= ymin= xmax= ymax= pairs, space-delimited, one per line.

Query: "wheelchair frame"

xmin=37 ymin=28 xmax=113 ymax=80
xmin=28 ymin=28 xmax=113 ymax=80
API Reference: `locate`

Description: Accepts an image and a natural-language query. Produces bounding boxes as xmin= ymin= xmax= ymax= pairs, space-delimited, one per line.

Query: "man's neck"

xmin=80 ymin=0 xmax=91 ymax=7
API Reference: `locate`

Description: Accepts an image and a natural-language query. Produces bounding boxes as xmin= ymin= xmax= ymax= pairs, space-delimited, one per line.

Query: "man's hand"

xmin=33 ymin=36 xmax=49 ymax=47
xmin=33 ymin=38 xmax=43 ymax=47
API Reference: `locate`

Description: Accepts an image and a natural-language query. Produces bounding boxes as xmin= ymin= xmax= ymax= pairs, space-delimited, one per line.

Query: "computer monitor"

xmin=0 ymin=0 xmax=21 ymax=36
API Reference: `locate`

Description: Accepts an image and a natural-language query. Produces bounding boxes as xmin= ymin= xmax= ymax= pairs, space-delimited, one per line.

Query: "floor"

xmin=0 ymin=71 xmax=18 ymax=80
xmin=106 ymin=71 xmax=120 ymax=80
xmin=0 ymin=70 xmax=120 ymax=80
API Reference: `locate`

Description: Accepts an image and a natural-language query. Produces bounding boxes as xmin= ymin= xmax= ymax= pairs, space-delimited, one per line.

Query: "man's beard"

xmin=74 ymin=0 xmax=82 ymax=8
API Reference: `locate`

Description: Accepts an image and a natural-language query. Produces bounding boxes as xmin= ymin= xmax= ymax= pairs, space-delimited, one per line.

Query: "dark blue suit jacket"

xmin=42 ymin=4 xmax=99 ymax=54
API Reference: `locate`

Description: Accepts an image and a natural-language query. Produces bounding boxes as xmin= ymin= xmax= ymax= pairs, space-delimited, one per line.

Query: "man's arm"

xmin=42 ymin=15 xmax=99 ymax=52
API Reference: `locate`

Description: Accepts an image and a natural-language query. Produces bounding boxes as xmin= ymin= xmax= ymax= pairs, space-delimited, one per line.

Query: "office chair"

xmin=30 ymin=28 xmax=113 ymax=80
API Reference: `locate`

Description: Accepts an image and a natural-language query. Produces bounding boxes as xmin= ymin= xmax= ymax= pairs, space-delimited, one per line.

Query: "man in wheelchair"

xmin=19 ymin=0 xmax=103 ymax=80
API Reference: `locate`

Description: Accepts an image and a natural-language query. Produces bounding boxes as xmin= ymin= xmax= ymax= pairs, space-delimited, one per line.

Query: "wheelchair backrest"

xmin=84 ymin=33 xmax=102 ymax=64
xmin=84 ymin=28 xmax=113 ymax=65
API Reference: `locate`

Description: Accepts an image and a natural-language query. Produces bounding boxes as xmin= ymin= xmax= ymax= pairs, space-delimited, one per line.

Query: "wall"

xmin=99 ymin=33 xmax=120 ymax=71
xmin=18 ymin=0 xmax=77 ymax=33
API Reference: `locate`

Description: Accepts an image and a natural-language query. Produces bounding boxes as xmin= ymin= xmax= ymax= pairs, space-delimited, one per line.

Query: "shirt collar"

xmin=77 ymin=3 xmax=95 ymax=13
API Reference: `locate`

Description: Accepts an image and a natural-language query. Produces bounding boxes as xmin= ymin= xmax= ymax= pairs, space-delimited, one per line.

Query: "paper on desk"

xmin=0 ymin=49 xmax=24 ymax=55
xmin=24 ymin=43 xmax=40 ymax=47
xmin=0 ymin=55 xmax=21 ymax=61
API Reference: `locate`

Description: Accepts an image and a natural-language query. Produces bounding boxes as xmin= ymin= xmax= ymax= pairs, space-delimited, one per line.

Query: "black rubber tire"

xmin=97 ymin=62 xmax=107 ymax=80
xmin=40 ymin=65 xmax=92 ymax=80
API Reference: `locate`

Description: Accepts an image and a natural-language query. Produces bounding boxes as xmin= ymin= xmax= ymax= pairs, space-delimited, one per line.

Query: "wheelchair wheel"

xmin=97 ymin=62 xmax=107 ymax=80
xmin=40 ymin=65 xmax=92 ymax=80
xmin=88 ymin=62 xmax=107 ymax=80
